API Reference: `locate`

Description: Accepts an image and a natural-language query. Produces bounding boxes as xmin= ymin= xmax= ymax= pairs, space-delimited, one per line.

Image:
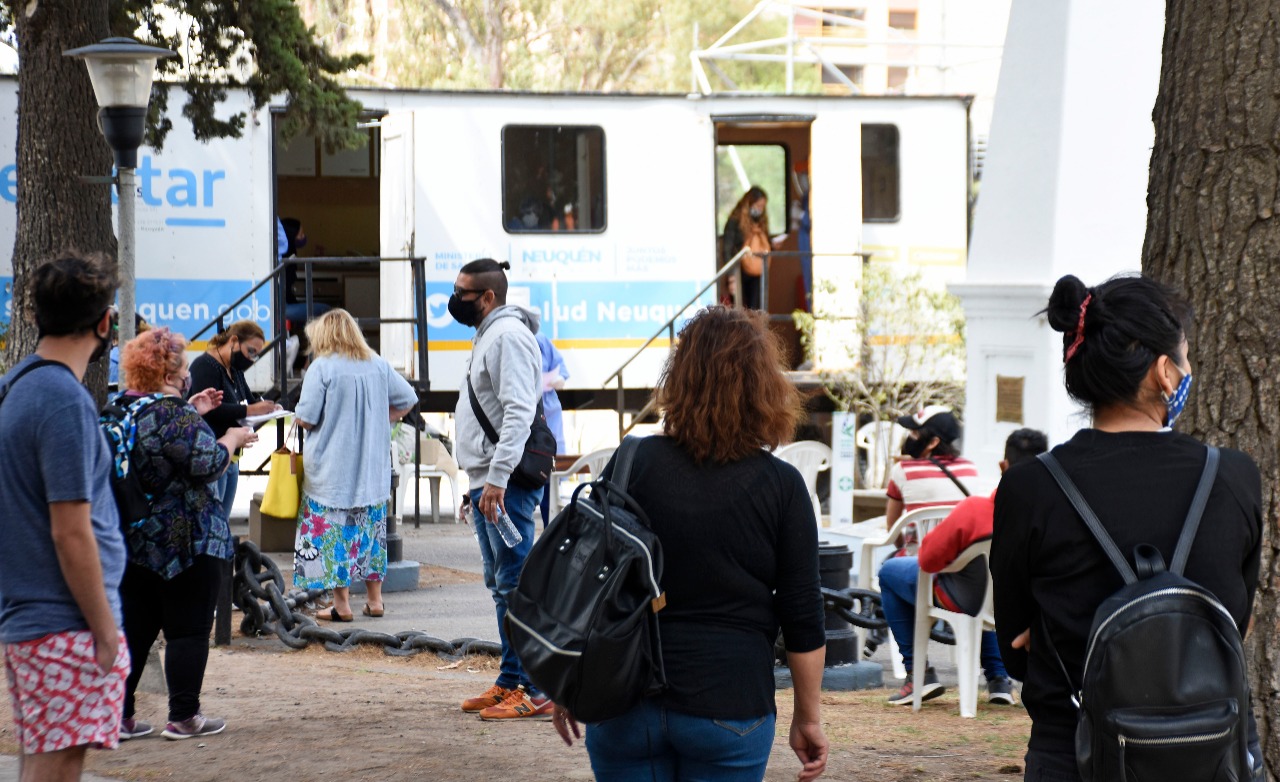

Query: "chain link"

xmin=232 ymin=540 xmax=502 ymax=658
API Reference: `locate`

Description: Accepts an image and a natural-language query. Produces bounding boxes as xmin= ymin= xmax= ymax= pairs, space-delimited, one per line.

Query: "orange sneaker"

xmin=478 ymin=685 xmax=554 ymax=721
xmin=461 ymin=684 xmax=515 ymax=713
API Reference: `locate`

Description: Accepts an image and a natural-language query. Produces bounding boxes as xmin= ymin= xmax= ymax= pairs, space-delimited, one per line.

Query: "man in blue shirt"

xmin=0 ymin=253 xmax=131 ymax=780
xmin=535 ymin=332 xmax=568 ymax=526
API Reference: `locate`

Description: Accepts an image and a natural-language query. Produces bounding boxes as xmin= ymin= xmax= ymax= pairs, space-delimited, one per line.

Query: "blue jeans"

xmin=586 ymin=698 xmax=776 ymax=781
xmin=470 ymin=482 xmax=543 ymax=691
xmin=215 ymin=461 xmax=239 ymax=521
xmin=878 ymin=555 xmax=1006 ymax=680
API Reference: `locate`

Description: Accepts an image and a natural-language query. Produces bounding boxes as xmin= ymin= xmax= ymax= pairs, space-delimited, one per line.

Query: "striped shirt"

xmin=885 ymin=456 xmax=979 ymax=512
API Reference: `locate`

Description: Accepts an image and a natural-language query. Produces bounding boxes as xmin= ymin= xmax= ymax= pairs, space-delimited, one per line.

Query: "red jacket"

xmin=917 ymin=492 xmax=995 ymax=614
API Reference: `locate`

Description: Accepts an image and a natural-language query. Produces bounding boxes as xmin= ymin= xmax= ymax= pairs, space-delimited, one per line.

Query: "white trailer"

xmin=0 ymin=80 xmax=971 ymax=402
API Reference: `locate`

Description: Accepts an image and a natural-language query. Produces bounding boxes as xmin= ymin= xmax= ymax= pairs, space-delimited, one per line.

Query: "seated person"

xmin=880 ymin=428 xmax=1049 ymax=707
xmin=884 ymin=407 xmax=979 ymax=552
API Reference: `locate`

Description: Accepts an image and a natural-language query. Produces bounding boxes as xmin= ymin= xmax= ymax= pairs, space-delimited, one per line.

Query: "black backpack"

xmin=100 ymin=392 xmax=164 ymax=531
xmin=505 ymin=436 xmax=667 ymax=722
xmin=1038 ymin=447 xmax=1252 ymax=782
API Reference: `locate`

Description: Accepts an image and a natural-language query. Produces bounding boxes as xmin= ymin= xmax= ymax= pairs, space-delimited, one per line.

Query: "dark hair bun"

xmin=1046 ymin=275 xmax=1090 ymax=334
xmin=499 ymin=261 xmax=511 ymax=270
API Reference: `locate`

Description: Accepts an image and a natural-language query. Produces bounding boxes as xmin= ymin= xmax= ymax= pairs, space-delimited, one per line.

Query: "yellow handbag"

xmin=260 ymin=447 xmax=304 ymax=518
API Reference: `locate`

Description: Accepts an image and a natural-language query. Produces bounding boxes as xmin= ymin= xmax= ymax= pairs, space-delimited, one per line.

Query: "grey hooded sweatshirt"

xmin=454 ymin=304 xmax=542 ymax=490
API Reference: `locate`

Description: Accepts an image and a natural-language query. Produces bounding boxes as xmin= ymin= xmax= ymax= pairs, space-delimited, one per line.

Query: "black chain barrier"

xmin=821 ymin=586 xmax=955 ymax=645
xmin=232 ymin=540 xmax=502 ymax=658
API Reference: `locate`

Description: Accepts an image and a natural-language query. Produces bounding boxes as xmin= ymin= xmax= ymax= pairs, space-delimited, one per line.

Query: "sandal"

xmin=317 ymin=607 xmax=353 ymax=622
xmin=362 ymin=603 xmax=385 ymax=618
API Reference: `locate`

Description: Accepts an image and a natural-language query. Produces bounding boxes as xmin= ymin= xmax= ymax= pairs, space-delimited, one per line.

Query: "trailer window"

xmin=502 ymin=126 xmax=606 ymax=233
xmin=862 ymin=124 xmax=900 ymax=222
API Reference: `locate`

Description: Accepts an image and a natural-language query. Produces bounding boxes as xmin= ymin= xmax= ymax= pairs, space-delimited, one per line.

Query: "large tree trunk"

xmin=1142 ymin=1 xmax=1280 ymax=776
xmin=7 ymin=0 xmax=115 ymax=398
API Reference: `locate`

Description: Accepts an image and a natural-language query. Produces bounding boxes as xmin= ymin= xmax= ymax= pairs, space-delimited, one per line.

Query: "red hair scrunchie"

xmin=1063 ymin=294 xmax=1092 ymax=363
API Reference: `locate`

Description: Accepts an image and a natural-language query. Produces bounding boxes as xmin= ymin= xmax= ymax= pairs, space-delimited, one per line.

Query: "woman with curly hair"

xmin=721 ymin=185 xmax=772 ymax=310
xmin=553 ymin=306 xmax=829 ymax=782
xmin=116 ymin=328 xmax=257 ymax=741
xmin=292 ymin=309 xmax=417 ymax=621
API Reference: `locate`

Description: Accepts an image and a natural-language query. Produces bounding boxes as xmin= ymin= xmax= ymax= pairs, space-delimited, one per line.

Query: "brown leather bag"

xmin=741 ymin=227 xmax=769 ymax=277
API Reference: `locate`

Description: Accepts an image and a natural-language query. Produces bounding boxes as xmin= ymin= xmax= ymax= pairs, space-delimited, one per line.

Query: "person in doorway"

xmin=279 ymin=217 xmax=331 ymax=330
xmin=292 ymin=309 xmax=417 ymax=620
xmin=535 ymin=331 xmax=569 ymax=526
xmin=879 ymin=428 xmax=1048 ymax=707
xmin=721 ymin=185 xmax=772 ymax=310
xmin=450 ymin=258 xmax=550 ymax=720
xmin=188 ymin=320 xmax=280 ymax=520
xmin=0 ymin=253 xmax=129 ymax=782
xmin=552 ymin=307 xmax=828 ymax=782
xmin=116 ymin=328 xmax=257 ymax=741
xmin=992 ymin=274 xmax=1263 ymax=782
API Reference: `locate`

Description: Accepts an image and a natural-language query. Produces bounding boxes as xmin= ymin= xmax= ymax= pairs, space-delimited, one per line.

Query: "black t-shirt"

xmin=188 ymin=352 xmax=255 ymax=438
xmin=992 ymin=429 xmax=1262 ymax=754
xmin=603 ymin=436 xmax=826 ymax=719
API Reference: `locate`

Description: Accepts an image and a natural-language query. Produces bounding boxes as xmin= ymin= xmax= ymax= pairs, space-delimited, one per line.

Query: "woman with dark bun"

xmin=990 ymin=274 xmax=1263 ymax=781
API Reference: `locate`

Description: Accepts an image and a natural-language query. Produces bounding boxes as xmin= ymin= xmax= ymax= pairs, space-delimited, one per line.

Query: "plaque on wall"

xmin=995 ymin=375 xmax=1025 ymax=424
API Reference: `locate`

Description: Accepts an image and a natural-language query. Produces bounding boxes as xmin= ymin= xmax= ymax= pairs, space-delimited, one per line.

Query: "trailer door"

xmin=808 ymin=112 xmax=863 ymax=371
xmin=380 ymin=111 xmax=416 ymax=377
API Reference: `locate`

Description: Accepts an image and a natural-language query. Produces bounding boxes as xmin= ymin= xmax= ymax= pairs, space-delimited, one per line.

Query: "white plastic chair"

xmin=855 ymin=421 xmax=909 ymax=489
xmin=396 ymin=437 xmax=462 ymax=524
xmin=853 ymin=506 xmax=953 ymax=679
xmin=547 ymin=447 xmax=615 ymax=516
xmin=912 ymin=539 xmax=994 ymax=717
xmin=774 ymin=441 xmax=832 ymax=519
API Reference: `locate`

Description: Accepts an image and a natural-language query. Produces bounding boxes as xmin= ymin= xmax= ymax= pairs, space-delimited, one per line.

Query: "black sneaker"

xmin=120 ymin=717 xmax=153 ymax=740
xmin=161 ymin=713 xmax=226 ymax=740
xmin=987 ymin=676 xmax=1017 ymax=705
xmin=887 ymin=667 xmax=945 ymax=706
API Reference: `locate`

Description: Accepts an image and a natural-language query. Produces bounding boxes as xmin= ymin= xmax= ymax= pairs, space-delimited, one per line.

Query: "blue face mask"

xmin=1164 ymin=371 xmax=1193 ymax=427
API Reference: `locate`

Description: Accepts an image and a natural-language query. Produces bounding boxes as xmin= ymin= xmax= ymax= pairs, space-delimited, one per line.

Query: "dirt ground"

xmin=0 ymin=565 xmax=1033 ymax=781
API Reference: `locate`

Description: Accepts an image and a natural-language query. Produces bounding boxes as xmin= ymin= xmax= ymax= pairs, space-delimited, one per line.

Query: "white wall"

xmin=952 ymin=0 xmax=1165 ymax=479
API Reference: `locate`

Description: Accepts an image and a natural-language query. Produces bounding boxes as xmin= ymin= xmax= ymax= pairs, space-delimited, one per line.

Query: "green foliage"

xmin=793 ymin=263 xmax=966 ymax=420
xmin=109 ymin=0 xmax=369 ymax=152
xmin=304 ymin=0 xmax=823 ymax=94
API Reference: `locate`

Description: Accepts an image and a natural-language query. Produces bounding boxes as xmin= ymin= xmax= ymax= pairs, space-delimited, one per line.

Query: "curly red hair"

xmin=120 ymin=327 xmax=187 ymax=392
xmin=657 ymin=307 xmax=800 ymax=464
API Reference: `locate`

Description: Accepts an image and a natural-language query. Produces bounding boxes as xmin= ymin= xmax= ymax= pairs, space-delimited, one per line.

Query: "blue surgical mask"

xmin=1164 ymin=371 xmax=1193 ymax=428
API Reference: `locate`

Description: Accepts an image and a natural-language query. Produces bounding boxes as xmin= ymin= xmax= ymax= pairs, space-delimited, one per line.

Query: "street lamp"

xmin=64 ymin=37 xmax=175 ymax=344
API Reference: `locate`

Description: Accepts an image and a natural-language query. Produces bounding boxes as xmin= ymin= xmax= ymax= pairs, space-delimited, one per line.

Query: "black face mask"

xmin=448 ymin=294 xmax=483 ymax=328
xmin=231 ymin=349 xmax=255 ymax=373
xmin=89 ymin=325 xmax=111 ymax=364
xmin=901 ymin=434 xmax=929 ymax=459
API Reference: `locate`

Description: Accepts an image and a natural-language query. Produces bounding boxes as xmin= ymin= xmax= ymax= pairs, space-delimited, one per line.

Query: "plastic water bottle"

xmin=491 ymin=504 xmax=524 ymax=548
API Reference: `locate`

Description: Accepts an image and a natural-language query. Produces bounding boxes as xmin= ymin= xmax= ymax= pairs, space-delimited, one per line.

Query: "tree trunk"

xmin=7 ymin=0 xmax=115 ymax=399
xmin=1142 ymin=1 xmax=1280 ymax=776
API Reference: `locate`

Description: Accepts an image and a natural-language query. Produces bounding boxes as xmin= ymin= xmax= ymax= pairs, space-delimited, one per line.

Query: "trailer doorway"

xmin=714 ymin=116 xmax=813 ymax=366
xmin=272 ymin=114 xmax=383 ymax=350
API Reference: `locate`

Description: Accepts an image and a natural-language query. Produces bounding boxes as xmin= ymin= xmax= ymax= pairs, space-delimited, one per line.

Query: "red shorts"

xmin=4 ymin=630 xmax=130 ymax=754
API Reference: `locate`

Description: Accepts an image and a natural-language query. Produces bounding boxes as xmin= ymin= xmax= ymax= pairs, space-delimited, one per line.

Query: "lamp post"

xmin=64 ymin=37 xmax=175 ymax=344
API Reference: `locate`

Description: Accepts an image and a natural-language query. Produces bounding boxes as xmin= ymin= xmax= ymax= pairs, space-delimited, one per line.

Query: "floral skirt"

xmin=292 ymin=494 xmax=388 ymax=589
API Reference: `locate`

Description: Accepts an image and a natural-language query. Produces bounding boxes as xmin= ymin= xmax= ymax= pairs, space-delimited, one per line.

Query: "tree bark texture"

xmin=1142 ymin=1 xmax=1280 ymax=775
xmin=7 ymin=0 xmax=115 ymax=396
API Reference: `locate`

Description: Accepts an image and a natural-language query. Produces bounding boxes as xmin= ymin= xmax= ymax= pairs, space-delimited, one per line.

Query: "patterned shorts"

xmin=4 ymin=630 xmax=130 ymax=754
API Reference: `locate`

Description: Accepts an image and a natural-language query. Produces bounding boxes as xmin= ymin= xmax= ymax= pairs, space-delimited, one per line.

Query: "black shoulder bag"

xmin=466 ymin=373 xmax=556 ymax=490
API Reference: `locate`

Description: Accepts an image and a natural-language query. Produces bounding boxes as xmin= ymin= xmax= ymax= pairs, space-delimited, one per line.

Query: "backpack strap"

xmin=1169 ymin=446 xmax=1220 ymax=576
xmin=0 ymin=359 xmax=69 ymax=406
xmin=1038 ymin=451 xmax=1138 ymax=585
xmin=610 ymin=436 xmax=642 ymax=492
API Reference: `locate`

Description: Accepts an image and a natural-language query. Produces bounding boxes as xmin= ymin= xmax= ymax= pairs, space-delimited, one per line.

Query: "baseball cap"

xmin=896 ymin=405 xmax=961 ymax=445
